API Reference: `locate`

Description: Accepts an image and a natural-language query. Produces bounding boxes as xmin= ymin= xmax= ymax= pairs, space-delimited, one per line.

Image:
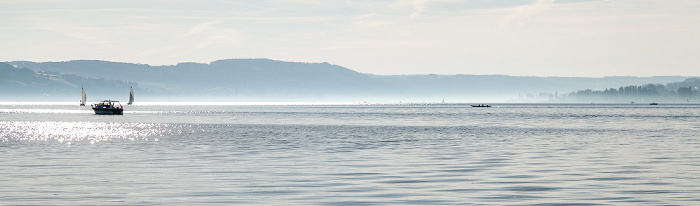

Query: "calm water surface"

xmin=2 ymin=103 xmax=700 ymax=205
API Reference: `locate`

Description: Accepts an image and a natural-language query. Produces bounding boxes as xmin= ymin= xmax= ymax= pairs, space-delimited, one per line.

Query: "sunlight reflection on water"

xmin=0 ymin=109 xmax=91 ymax=114
xmin=0 ymin=121 xmax=163 ymax=144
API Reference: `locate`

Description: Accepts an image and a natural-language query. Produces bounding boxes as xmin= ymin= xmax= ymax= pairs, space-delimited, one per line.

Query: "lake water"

xmin=2 ymin=103 xmax=700 ymax=205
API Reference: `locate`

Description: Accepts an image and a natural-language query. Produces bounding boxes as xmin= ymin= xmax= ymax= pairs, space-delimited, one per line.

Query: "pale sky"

xmin=1 ymin=0 xmax=699 ymax=77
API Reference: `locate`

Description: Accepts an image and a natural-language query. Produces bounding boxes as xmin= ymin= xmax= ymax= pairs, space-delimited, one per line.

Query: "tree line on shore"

xmin=547 ymin=78 xmax=700 ymax=103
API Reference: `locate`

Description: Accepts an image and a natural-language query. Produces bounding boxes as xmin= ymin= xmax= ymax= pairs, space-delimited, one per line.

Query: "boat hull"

xmin=92 ymin=108 xmax=123 ymax=115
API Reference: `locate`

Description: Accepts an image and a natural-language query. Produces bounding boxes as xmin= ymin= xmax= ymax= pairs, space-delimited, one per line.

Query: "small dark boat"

xmin=91 ymin=100 xmax=123 ymax=115
xmin=471 ymin=104 xmax=491 ymax=107
xmin=650 ymin=103 xmax=658 ymax=105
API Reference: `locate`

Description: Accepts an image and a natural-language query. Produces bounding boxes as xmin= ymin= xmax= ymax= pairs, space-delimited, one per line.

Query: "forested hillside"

xmin=3 ymin=59 xmax=695 ymax=102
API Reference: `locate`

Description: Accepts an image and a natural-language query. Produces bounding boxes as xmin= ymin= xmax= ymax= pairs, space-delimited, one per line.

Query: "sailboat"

xmin=127 ymin=86 xmax=134 ymax=105
xmin=80 ymin=87 xmax=86 ymax=106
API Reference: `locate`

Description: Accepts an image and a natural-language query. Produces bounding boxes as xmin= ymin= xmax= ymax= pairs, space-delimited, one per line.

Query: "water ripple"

xmin=2 ymin=104 xmax=700 ymax=205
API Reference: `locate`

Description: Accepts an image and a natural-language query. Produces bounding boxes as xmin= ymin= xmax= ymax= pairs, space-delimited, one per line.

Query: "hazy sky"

xmin=1 ymin=0 xmax=699 ymax=77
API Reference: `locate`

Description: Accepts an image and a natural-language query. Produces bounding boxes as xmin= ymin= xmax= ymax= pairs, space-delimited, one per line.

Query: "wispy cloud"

xmin=185 ymin=21 xmax=220 ymax=36
xmin=174 ymin=21 xmax=243 ymax=57
xmin=352 ymin=13 xmax=393 ymax=28
xmin=390 ymin=0 xmax=459 ymax=17
xmin=500 ymin=0 xmax=556 ymax=27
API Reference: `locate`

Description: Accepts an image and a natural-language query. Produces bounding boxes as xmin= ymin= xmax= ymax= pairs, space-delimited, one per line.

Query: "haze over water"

xmin=2 ymin=103 xmax=700 ymax=205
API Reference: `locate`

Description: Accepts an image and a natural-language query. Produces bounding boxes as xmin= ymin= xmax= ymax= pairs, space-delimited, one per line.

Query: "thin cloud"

xmin=500 ymin=0 xmax=556 ymax=27
xmin=173 ymin=21 xmax=243 ymax=58
xmin=185 ymin=21 xmax=220 ymax=36
xmin=389 ymin=0 xmax=460 ymax=17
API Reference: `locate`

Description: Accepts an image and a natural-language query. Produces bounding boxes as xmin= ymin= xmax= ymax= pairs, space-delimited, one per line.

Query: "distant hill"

xmin=9 ymin=59 xmax=395 ymax=101
xmin=4 ymin=59 xmax=695 ymax=102
xmin=0 ymin=62 xmax=136 ymax=101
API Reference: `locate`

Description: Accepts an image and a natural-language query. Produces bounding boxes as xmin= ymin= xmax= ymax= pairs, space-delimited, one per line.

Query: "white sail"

xmin=128 ymin=87 xmax=134 ymax=105
xmin=81 ymin=87 xmax=86 ymax=106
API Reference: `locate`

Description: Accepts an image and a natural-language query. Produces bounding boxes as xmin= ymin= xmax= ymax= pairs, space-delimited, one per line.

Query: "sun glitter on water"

xmin=0 ymin=121 xmax=164 ymax=144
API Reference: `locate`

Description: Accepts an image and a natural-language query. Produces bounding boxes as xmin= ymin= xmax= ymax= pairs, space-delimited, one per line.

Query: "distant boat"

xmin=80 ymin=87 xmax=86 ymax=106
xmin=92 ymin=100 xmax=123 ymax=115
xmin=471 ymin=104 xmax=491 ymax=107
xmin=127 ymin=87 xmax=134 ymax=105
xmin=650 ymin=103 xmax=659 ymax=105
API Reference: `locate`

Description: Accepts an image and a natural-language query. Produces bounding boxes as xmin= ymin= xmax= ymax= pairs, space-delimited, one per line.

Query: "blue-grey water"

xmin=2 ymin=103 xmax=700 ymax=205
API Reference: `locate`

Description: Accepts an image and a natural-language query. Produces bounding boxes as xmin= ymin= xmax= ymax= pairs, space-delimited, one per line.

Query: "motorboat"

xmin=471 ymin=104 xmax=491 ymax=107
xmin=92 ymin=100 xmax=123 ymax=115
